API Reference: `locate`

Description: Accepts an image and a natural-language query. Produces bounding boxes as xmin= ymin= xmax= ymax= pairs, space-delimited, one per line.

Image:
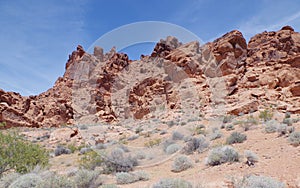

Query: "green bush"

xmin=152 ymin=178 xmax=192 ymax=188
xmin=259 ymin=109 xmax=273 ymax=122
xmin=226 ymin=132 xmax=247 ymax=145
xmin=171 ymin=156 xmax=193 ymax=172
xmin=79 ymin=151 xmax=103 ymax=170
xmin=288 ymin=132 xmax=300 ymax=146
xmin=0 ymin=132 xmax=49 ymax=176
xmin=205 ymin=146 xmax=239 ymax=166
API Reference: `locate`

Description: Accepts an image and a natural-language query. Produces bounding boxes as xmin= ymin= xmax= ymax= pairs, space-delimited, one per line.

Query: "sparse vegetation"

xmin=116 ymin=171 xmax=149 ymax=184
xmin=232 ymin=175 xmax=286 ymax=188
xmin=192 ymin=124 xmax=206 ymax=135
xmin=103 ymin=148 xmax=138 ymax=173
xmin=205 ymin=146 xmax=239 ymax=166
xmin=182 ymin=136 xmax=209 ymax=154
xmin=0 ymin=122 xmax=6 ymax=128
xmin=0 ymin=131 xmax=49 ymax=176
xmin=209 ymin=128 xmax=222 ymax=141
xmin=73 ymin=169 xmax=101 ymax=188
xmin=79 ymin=150 xmax=103 ymax=170
xmin=144 ymin=138 xmax=161 ymax=148
xmin=153 ymin=178 xmax=192 ymax=188
xmin=244 ymin=150 xmax=258 ymax=164
xmin=165 ymin=144 xmax=181 ymax=155
xmin=171 ymin=155 xmax=193 ymax=172
xmin=259 ymin=109 xmax=273 ymax=122
xmin=172 ymin=131 xmax=184 ymax=140
xmin=226 ymin=132 xmax=247 ymax=144
xmin=288 ymin=132 xmax=300 ymax=146
xmin=264 ymin=120 xmax=279 ymax=133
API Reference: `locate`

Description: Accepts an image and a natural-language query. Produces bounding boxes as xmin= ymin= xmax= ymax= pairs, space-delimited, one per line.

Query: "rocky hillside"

xmin=0 ymin=26 xmax=299 ymax=128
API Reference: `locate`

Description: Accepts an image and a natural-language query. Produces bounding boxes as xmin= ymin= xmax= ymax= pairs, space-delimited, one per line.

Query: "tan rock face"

xmin=1 ymin=26 xmax=300 ymax=128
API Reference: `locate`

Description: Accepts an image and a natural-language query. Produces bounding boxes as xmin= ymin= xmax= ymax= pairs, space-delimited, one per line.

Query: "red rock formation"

xmin=1 ymin=26 xmax=300 ymax=128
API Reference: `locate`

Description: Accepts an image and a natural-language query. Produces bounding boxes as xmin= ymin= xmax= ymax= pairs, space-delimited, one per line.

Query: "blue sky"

xmin=1 ymin=0 xmax=300 ymax=96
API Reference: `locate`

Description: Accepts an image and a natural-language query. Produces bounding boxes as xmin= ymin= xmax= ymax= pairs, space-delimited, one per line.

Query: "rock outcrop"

xmin=1 ymin=26 xmax=300 ymax=128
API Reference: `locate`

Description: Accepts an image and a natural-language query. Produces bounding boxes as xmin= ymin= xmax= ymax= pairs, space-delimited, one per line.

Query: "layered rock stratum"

xmin=1 ymin=26 xmax=300 ymax=128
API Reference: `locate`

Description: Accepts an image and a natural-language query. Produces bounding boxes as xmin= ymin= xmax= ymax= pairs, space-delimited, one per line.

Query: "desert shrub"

xmin=78 ymin=125 xmax=89 ymax=130
xmin=241 ymin=115 xmax=258 ymax=131
xmin=73 ymin=169 xmax=101 ymax=188
xmin=0 ymin=132 xmax=49 ymax=176
xmin=171 ymin=156 xmax=193 ymax=172
xmin=288 ymin=132 xmax=300 ymax=146
xmin=165 ymin=144 xmax=182 ymax=155
xmin=172 ymin=131 xmax=184 ymax=140
xmin=285 ymin=112 xmax=291 ymax=119
xmin=152 ymin=178 xmax=192 ymax=188
xmin=118 ymin=144 xmax=130 ymax=152
xmin=92 ymin=143 xmax=107 ymax=150
xmin=205 ymin=146 xmax=239 ymax=166
xmin=192 ymin=124 xmax=206 ymax=135
xmin=8 ymin=173 xmax=42 ymax=188
xmin=182 ymin=136 xmax=209 ymax=154
xmin=222 ymin=115 xmax=234 ymax=124
xmin=233 ymin=175 xmax=286 ymax=188
xmin=282 ymin=118 xmax=293 ymax=126
xmin=226 ymin=132 xmax=247 ymax=144
xmin=276 ymin=124 xmax=288 ymax=136
xmin=225 ymin=124 xmax=235 ymax=131
xmin=0 ymin=122 xmax=6 ymax=128
xmin=0 ymin=173 xmax=20 ymax=188
xmin=144 ymin=139 xmax=161 ymax=148
xmin=103 ymin=148 xmax=138 ymax=173
xmin=244 ymin=150 xmax=258 ymax=164
xmin=287 ymin=126 xmax=295 ymax=134
xmin=37 ymin=172 xmax=74 ymax=188
xmin=116 ymin=171 xmax=149 ymax=184
xmin=264 ymin=120 xmax=279 ymax=133
xmin=166 ymin=120 xmax=176 ymax=127
xmin=54 ymin=145 xmax=72 ymax=156
xmin=79 ymin=150 xmax=103 ymax=170
xmin=162 ymin=139 xmax=175 ymax=152
xmin=100 ymin=184 xmax=119 ymax=188
xmin=259 ymin=109 xmax=273 ymax=122
xmin=80 ymin=147 xmax=92 ymax=155
xmin=127 ymin=134 xmax=139 ymax=141
xmin=135 ymin=151 xmax=146 ymax=160
xmin=209 ymin=128 xmax=222 ymax=141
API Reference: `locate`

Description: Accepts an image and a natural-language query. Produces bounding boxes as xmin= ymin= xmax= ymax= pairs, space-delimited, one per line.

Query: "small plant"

xmin=165 ymin=144 xmax=182 ymax=155
xmin=162 ymin=139 xmax=175 ymax=152
xmin=172 ymin=131 xmax=184 ymax=140
xmin=242 ymin=115 xmax=258 ymax=131
xmin=282 ymin=118 xmax=293 ymax=126
xmin=192 ymin=124 xmax=206 ymax=135
xmin=144 ymin=138 xmax=161 ymax=148
xmin=115 ymin=171 xmax=149 ymax=184
xmin=0 ymin=132 xmax=49 ymax=176
xmin=285 ymin=112 xmax=291 ymax=119
xmin=0 ymin=122 xmax=6 ymax=128
xmin=153 ymin=178 xmax=192 ymax=188
xmin=225 ymin=124 xmax=235 ymax=131
xmin=0 ymin=172 xmax=20 ymax=188
xmin=244 ymin=150 xmax=258 ymax=165
xmin=288 ymin=132 xmax=300 ymax=146
xmin=135 ymin=126 xmax=143 ymax=134
xmin=264 ymin=120 xmax=279 ymax=133
xmin=226 ymin=132 xmax=247 ymax=144
xmin=78 ymin=124 xmax=89 ymax=130
xmin=209 ymin=128 xmax=222 ymax=141
xmin=103 ymin=148 xmax=138 ymax=173
xmin=232 ymin=175 xmax=286 ymax=188
xmin=222 ymin=115 xmax=234 ymax=124
xmin=276 ymin=124 xmax=288 ymax=137
xmin=205 ymin=146 xmax=239 ymax=166
xmin=100 ymin=184 xmax=119 ymax=188
xmin=171 ymin=156 xmax=193 ymax=172
xmin=182 ymin=136 xmax=209 ymax=154
xmin=8 ymin=173 xmax=42 ymax=188
xmin=259 ymin=109 xmax=273 ymax=122
xmin=79 ymin=150 xmax=103 ymax=170
xmin=73 ymin=169 xmax=101 ymax=188
xmin=37 ymin=171 xmax=75 ymax=188
xmin=54 ymin=145 xmax=72 ymax=156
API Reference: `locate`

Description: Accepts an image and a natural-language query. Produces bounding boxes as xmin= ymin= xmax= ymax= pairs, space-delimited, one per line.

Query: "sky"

xmin=1 ymin=0 xmax=300 ymax=96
